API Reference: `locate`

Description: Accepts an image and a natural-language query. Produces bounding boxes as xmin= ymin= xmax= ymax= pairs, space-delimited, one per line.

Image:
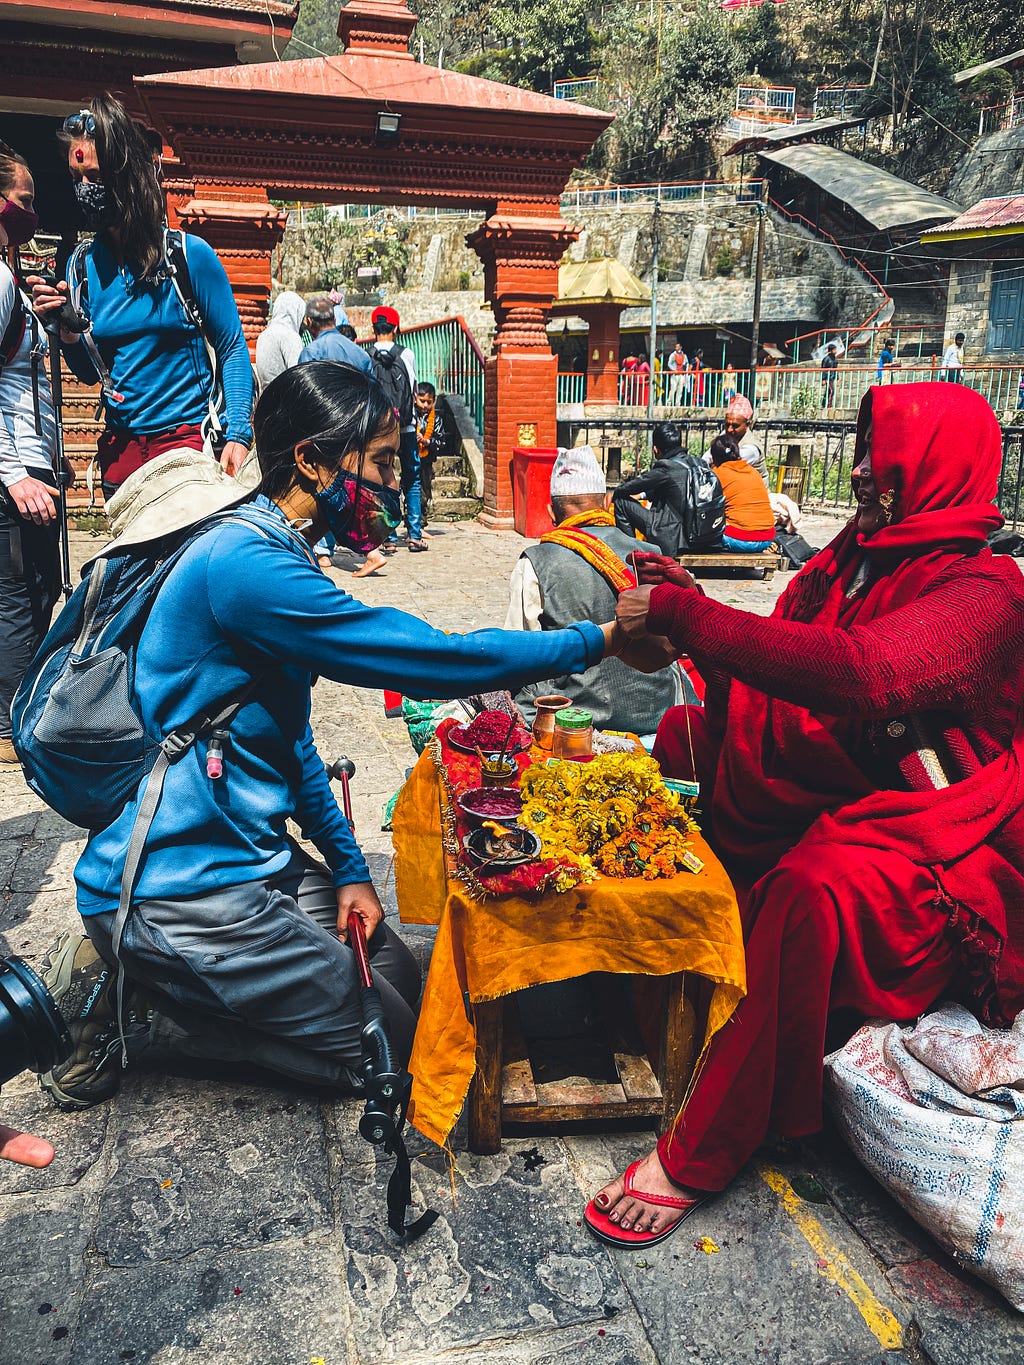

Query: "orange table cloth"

xmin=393 ymin=744 xmax=747 ymax=1148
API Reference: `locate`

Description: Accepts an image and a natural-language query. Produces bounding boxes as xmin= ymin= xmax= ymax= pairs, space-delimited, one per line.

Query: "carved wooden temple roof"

xmin=134 ymin=0 xmax=612 ymax=207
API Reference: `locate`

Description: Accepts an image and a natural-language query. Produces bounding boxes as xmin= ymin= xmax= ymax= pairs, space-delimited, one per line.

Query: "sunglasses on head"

xmin=62 ymin=110 xmax=96 ymax=138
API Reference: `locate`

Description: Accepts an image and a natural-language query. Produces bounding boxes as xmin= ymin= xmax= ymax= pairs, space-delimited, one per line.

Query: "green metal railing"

xmin=556 ymin=373 xmax=587 ymax=404
xmin=363 ymin=316 xmax=486 ymax=436
xmin=557 ymin=365 xmax=1024 ymax=415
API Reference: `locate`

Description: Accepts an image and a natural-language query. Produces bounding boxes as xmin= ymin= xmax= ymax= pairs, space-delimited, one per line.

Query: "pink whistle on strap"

xmin=206 ymin=754 xmax=223 ymax=779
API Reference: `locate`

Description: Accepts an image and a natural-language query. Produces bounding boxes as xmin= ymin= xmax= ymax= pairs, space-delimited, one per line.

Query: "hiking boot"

xmin=37 ymin=932 xmax=136 ymax=1110
xmin=0 ymin=737 xmax=19 ymax=767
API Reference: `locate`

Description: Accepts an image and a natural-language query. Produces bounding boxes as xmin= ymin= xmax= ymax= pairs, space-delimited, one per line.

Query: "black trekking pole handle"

xmin=345 ymin=911 xmax=437 ymax=1241
xmin=42 ymin=315 xmax=74 ymax=600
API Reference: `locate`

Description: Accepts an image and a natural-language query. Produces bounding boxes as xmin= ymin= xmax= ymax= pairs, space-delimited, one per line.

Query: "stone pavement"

xmin=2 ymin=518 xmax=1023 ymax=1365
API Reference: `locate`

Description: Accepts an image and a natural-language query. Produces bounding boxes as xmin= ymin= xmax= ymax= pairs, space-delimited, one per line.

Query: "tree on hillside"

xmin=411 ymin=0 xmax=496 ymax=67
xmin=737 ymin=4 xmax=794 ymax=82
xmin=590 ymin=6 xmax=738 ymax=183
xmin=283 ymin=0 xmax=344 ymax=58
xmin=304 ymin=206 xmax=356 ymax=291
xmin=448 ymin=0 xmax=593 ymax=89
xmin=804 ymin=0 xmax=974 ymax=182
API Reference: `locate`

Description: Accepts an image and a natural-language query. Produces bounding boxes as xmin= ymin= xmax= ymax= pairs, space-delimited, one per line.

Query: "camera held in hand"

xmin=33 ymin=272 xmax=89 ymax=337
xmin=0 ymin=955 xmax=70 ymax=1088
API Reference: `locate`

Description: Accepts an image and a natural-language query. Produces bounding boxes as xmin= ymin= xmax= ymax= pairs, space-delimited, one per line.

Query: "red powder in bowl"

xmin=458 ymin=710 xmax=519 ymax=751
xmin=463 ymin=789 xmax=522 ymax=818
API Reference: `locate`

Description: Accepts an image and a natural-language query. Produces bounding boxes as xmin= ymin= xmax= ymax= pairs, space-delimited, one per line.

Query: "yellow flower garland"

xmin=518 ymin=753 xmax=700 ymax=888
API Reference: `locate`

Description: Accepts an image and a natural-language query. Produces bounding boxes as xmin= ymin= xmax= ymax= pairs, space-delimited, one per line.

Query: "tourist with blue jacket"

xmin=35 ymin=361 xmax=658 ymax=1111
xmin=29 ymin=94 xmax=253 ymax=496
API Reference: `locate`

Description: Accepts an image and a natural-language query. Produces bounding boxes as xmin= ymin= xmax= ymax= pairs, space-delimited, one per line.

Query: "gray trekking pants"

xmin=84 ymin=843 xmax=421 ymax=1089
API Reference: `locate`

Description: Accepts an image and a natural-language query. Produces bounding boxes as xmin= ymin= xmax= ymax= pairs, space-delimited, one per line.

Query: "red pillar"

xmin=468 ymin=205 xmax=578 ymax=529
xmin=176 ymin=186 xmax=287 ymax=355
xmin=580 ymin=303 xmax=623 ymax=406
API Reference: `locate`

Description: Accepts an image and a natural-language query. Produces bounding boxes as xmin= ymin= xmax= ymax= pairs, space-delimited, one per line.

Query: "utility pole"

xmin=749 ymin=186 xmax=766 ymax=404
xmin=647 ymin=199 xmax=661 ymax=428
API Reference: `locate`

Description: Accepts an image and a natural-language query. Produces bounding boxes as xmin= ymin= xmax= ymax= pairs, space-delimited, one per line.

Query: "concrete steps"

xmin=427 ymin=494 xmax=482 ymax=521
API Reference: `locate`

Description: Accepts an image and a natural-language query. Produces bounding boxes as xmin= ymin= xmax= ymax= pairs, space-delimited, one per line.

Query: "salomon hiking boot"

xmin=37 ymin=932 xmax=132 ymax=1110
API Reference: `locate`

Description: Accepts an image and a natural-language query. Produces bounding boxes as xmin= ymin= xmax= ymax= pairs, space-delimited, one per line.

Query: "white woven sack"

xmin=824 ymin=1003 xmax=1024 ymax=1312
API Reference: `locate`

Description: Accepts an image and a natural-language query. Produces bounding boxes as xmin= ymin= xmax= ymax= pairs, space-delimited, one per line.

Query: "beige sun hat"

xmin=85 ymin=448 xmax=254 ymax=563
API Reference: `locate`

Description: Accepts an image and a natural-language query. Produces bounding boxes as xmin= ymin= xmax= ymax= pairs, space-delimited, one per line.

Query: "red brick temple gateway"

xmin=132 ymin=0 xmax=611 ymax=527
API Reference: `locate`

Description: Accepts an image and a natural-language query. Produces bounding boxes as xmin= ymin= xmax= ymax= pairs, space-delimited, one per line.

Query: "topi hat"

xmin=726 ymin=394 xmax=754 ymax=423
xmin=550 ymin=445 xmax=606 ymax=497
xmin=85 ymin=449 xmax=252 ymax=563
xmin=371 ymin=305 xmax=400 ymax=329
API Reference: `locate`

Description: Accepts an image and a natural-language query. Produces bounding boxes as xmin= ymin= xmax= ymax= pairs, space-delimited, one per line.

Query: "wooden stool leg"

xmin=468 ymin=997 xmax=504 ymax=1154
xmin=657 ymin=973 xmax=696 ymax=1136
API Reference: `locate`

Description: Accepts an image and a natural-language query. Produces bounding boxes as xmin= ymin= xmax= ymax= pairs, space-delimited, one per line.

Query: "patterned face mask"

xmin=314 ymin=467 xmax=402 ymax=554
xmin=73 ymin=180 xmax=117 ymax=230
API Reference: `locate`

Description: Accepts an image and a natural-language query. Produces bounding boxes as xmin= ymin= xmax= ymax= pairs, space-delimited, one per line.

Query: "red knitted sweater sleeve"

xmin=647 ymin=565 xmax=1024 ymax=717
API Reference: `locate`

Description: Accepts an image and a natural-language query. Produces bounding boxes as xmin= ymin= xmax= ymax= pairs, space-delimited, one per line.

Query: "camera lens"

xmin=0 ymin=956 xmax=71 ymax=1084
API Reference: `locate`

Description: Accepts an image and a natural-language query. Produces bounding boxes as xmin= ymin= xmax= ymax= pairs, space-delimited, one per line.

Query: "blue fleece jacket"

xmin=63 ymin=234 xmax=254 ymax=447
xmin=297 ymin=328 xmax=372 ymax=374
xmin=74 ymin=500 xmax=604 ymax=915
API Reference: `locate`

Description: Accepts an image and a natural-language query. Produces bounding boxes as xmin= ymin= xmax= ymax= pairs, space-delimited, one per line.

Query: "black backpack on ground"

xmin=775 ymin=529 xmax=819 ymax=568
xmin=370 ymin=344 xmax=414 ymax=427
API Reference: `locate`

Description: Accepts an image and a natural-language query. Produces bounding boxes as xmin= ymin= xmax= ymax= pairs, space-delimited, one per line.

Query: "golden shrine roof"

xmin=555 ymin=258 xmax=651 ymax=309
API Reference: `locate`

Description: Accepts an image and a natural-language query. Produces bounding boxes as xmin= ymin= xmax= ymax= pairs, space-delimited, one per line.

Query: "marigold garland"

xmin=518 ymin=753 xmax=700 ymax=887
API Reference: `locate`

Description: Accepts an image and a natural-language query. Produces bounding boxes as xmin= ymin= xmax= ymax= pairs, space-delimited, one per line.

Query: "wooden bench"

xmin=677 ymin=549 xmax=785 ymax=582
xmin=467 ymin=972 xmax=699 ymax=1155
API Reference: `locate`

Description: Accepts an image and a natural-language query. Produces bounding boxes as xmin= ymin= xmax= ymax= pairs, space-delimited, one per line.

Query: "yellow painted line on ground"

xmin=759 ymin=1165 xmax=904 ymax=1351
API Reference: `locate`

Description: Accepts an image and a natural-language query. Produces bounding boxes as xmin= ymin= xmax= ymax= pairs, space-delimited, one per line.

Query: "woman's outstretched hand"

xmin=615 ymin=584 xmax=656 ymax=640
xmin=631 ymin=552 xmax=696 ymax=591
xmin=618 ymin=635 xmax=679 ymax=673
xmin=336 ymin=881 xmax=385 ymax=943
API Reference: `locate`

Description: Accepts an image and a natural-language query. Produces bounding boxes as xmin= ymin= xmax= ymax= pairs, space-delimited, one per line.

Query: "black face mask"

xmin=74 ymin=180 xmax=117 ymax=230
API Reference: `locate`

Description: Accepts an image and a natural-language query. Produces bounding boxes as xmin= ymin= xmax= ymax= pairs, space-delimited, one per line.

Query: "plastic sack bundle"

xmin=825 ymin=1004 xmax=1024 ymax=1311
xmin=400 ymin=698 xmax=464 ymax=755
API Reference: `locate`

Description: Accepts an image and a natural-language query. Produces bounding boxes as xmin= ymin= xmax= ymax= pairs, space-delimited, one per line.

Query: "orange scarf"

xmin=540 ymin=509 xmax=636 ymax=592
xmin=416 ymin=406 xmax=436 ymax=457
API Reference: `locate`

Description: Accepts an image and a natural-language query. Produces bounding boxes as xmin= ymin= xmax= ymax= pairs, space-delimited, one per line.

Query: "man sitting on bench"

xmin=611 ymin=421 xmax=725 ymax=557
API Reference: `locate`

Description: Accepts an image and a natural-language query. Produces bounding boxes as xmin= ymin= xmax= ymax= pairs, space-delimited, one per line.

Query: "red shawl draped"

xmin=652 ymin=383 xmax=1024 ymax=1025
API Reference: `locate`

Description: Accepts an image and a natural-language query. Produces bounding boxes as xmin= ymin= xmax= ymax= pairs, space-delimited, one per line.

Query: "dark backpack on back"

xmin=678 ymin=458 xmax=726 ymax=552
xmin=11 ymin=504 xmax=306 ymax=831
xmin=370 ymin=344 xmax=414 ymax=427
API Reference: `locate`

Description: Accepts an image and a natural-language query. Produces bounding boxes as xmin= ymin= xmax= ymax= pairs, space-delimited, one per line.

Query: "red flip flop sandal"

xmin=583 ymin=1159 xmax=712 ymax=1248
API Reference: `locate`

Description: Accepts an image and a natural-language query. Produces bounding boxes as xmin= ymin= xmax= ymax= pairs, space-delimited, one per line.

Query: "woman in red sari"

xmin=585 ymin=382 xmax=1024 ymax=1247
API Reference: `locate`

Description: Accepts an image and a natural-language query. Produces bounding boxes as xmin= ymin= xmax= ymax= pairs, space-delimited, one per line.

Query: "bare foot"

xmin=317 ymin=554 xmax=333 ymax=570
xmin=352 ymin=549 xmax=386 ymax=578
xmin=592 ymin=1149 xmax=703 ymax=1236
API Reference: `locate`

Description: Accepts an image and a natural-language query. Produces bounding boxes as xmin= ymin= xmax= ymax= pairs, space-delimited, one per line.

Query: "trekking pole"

xmin=326 ymin=755 xmax=356 ymax=829
xmin=325 ymin=757 xmax=436 ymax=1240
xmin=40 ymin=286 xmax=86 ymax=600
xmin=345 ymin=908 xmax=436 ymax=1241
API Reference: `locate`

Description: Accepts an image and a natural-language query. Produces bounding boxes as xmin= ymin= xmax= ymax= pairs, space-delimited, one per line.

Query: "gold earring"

xmin=879 ymin=490 xmax=895 ymax=524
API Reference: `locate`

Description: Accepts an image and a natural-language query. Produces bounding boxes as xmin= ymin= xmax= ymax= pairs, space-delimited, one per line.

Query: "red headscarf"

xmin=784 ymin=382 xmax=1004 ymax=626
xmin=713 ymin=383 xmax=1024 ymax=1024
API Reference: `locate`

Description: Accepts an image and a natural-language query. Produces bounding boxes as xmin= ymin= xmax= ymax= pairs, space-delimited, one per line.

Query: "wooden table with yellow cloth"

xmin=392 ymin=720 xmax=746 ymax=1152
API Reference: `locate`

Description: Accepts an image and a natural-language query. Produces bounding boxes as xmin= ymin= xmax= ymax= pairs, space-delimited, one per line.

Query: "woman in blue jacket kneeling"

xmin=38 ymin=361 xmax=636 ymax=1110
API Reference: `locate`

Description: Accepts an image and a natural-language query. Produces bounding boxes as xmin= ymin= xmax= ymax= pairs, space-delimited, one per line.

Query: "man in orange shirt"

xmin=710 ymin=433 xmax=775 ymax=552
